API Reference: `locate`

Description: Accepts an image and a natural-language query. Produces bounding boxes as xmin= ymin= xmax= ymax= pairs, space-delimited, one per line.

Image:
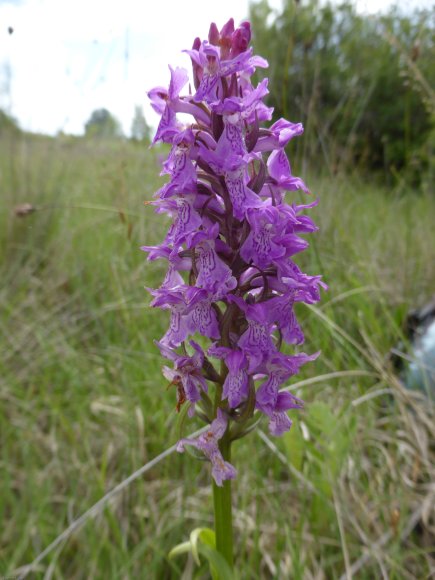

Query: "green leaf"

xmin=306 ymin=401 xmax=335 ymax=437
xmin=189 ymin=527 xmax=215 ymax=566
xmin=168 ymin=527 xmax=212 ymax=564
xmin=283 ymin=420 xmax=305 ymax=471
xmin=176 ymin=401 xmax=191 ymax=441
xmin=168 ymin=527 xmax=235 ymax=579
xmin=197 ymin=527 xmax=216 ymax=548
xmin=168 ymin=540 xmax=193 ymax=560
xmin=198 ymin=544 xmax=235 ymax=580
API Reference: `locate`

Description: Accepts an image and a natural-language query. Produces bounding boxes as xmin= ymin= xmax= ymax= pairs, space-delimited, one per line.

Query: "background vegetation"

xmin=251 ymin=0 xmax=434 ymax=185
xmin=0 ymin=0 xmax=434 ymax=578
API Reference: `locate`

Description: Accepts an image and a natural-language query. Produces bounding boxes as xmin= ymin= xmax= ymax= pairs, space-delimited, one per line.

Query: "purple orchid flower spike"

xmin=143 ymin=19 xmax=326 ymax=494
xmin=177 ymin=409 xmax=237 ymax=486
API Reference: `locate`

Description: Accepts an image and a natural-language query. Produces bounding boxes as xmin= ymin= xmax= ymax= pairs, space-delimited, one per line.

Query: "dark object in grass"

xmin=406 ymin=299 xmax=435 ymax=342
xmin=14 ymin=203 xmax=35 ymax=217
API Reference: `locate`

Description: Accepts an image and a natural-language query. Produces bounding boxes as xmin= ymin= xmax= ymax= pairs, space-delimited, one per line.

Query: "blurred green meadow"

xmin=1 ymin=125 xmax=434 ymax=578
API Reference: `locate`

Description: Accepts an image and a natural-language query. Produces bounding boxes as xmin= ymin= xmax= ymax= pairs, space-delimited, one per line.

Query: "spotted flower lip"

xmin=143 ymin=18 xmax=325 ymax=485
xmin=240 ymin=205 xmax=288 ymax=269
xmin=186 ymin=224 xmax=237 ymax=292
xmin=151 ymin=285 xmax=221 ymax=346
xmin=208 ymin=345 xmax=249 ymax=408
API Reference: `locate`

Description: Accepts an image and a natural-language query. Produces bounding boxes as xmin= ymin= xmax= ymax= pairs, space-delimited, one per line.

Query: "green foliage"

xmin=284 ymin=402 xmax=357 ymax=529
xmin=84 ymin=107 xmax=123 ymax=139
xmin=0 ymin=108 xmax=20 ymax=134
xmin=1 ymin=131 xmax=434 ymax=578
xmin=250 ymin=0 xmax=435 ymax=181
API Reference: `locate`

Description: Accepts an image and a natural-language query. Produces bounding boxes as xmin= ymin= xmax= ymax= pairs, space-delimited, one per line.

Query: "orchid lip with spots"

xmin=143 ymin=18 xmax=326 ymax=488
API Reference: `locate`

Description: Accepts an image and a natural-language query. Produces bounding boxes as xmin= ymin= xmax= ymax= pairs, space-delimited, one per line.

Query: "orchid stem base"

xmin=212 ymin=433 xmax=234 ymax=568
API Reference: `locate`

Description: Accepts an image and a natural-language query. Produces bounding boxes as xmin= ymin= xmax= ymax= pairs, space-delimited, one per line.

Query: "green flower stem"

xmin=212 ymin=430 xmax=234 ymax=568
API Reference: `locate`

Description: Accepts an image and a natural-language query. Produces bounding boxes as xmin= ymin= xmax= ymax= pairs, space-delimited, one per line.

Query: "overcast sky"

xmin=0 ymin=0 xmax=432 ymax=136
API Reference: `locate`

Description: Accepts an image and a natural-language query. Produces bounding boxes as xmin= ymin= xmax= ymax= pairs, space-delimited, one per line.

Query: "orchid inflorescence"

xmin=142 ymin=18 xmax=326 ymax=487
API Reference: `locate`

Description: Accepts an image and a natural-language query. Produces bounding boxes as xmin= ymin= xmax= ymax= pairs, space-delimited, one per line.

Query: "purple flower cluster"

xmin=143 ymin=19 xmax=326 ymax=486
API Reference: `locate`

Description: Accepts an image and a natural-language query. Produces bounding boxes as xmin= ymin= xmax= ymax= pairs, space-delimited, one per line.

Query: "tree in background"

xmin=250 ymin=0 xmax=434 ymax=182
xmin=130 ymin=105 xmax=151 ymax=142
xmin=0 ymin=108 xmax=20 ymax=134
xmin=84 ymin=108 xmax=122 ymax=139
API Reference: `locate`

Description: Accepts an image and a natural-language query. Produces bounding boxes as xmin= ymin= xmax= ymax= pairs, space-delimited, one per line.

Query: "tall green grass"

xmin=1 ymin=132 xmax=434 ymax=578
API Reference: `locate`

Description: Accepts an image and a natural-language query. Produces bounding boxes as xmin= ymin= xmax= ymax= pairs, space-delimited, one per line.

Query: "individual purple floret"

xmin=208 ymin=345 xmax=249 ymax=408
xmin=177 ymin=409 xmax=237 ymax=486
xmin=143 ymin=18 xmax=326 ymax=486
xmin=157 ymin=340 xmax=208 ymax=416
xmin=263 ymin=391 xmax=304 ymax=437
